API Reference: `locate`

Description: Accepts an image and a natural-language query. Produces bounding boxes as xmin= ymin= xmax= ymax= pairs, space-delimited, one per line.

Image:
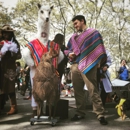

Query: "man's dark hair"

xmin=72 ymin=15 xmax=86 ymax=25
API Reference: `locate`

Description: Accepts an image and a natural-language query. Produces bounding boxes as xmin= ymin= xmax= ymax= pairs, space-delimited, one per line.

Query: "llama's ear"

xmin=50 ymin=6 xmax=53 ymax=10
xmin=37 ymin=3 xmax=41 ymax=9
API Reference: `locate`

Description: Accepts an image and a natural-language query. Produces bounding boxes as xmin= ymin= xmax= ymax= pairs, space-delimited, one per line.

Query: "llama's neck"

xmin=37 ymin=19 xmax=50 ymax=46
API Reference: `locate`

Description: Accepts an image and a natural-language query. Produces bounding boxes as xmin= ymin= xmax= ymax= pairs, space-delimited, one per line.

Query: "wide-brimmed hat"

xmin=1 ymin=25 xmax=15 ymax=32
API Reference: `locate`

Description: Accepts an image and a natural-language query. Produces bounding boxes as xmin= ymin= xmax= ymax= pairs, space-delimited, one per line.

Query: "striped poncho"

xmin=65 ymin=28 xmax=107 ymax=74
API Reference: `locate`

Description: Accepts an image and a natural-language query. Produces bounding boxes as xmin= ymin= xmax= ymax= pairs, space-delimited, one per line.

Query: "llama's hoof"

xmin=37 ymin=116 xmax=40 ymax=119
xmin=51 ymin=122 xmax=56 ymax=126
xmin=48 ymin=117 xmax=51 ymax=120
xmin=30 ymin=121 xmax=35 ymax=125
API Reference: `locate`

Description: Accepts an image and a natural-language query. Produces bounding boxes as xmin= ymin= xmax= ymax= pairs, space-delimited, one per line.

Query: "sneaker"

xmin=20 ymin=91 xmax=25 ymax=96
xmin=23 ymin=96 xmax=31 ymax=100
xmin=71 ymin=114 xmax=85 ymax=121
xmin=98 ymin=117 xmax=108 ymax=125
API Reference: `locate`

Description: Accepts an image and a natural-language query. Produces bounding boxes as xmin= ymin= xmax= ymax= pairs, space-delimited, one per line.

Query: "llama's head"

xmin=37 ymin=4 xmax=53 ymax=23
xmin=41 ymin=51 xmax=58 ymax=64
xmin=41 ymin=46 xmax=58 ymax=63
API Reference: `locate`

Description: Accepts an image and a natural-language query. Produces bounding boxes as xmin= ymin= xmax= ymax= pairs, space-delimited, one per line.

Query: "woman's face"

xmin=2 ymin=31 xmax=13 ymax=40
xmin=121 ymin=60 xmax=126 ymax=65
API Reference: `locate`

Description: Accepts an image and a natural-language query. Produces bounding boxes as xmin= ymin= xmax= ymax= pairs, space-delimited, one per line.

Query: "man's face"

xmin=73 ymin=19 xmax=84 ymax=32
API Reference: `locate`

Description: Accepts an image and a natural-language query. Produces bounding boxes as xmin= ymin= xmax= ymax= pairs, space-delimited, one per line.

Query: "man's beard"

xmin=77 ymin=26 xmax=84 ymax=32
xmin=78 ymin=28 xmax=83 ymax=32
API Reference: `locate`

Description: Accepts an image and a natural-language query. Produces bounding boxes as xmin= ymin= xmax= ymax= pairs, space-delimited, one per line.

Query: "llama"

xmin=37 ymin=4 xmax=53 ymax=45
xmin=22 ymin=4 xmax=53 ymax=67
xmin=21 ymin=3 xmax=54 ymax=115
xmin=21 ymin=3 xmax=64 ymax=117
xmin=32 ymin=45 xmax=60 ymax=119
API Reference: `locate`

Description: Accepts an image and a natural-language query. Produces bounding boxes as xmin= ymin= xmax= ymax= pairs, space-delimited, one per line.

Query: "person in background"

xmin=15 ymin=61 xmax=21 ymax=90
xmin=0 ymin=25 xmax=21 ymax=115
xmin=47 ymin=33 xmax=68 ymax=79
xmin=98 ymin=50 xmax=112 ymax=108
xmin=118 ymin=59 xmax=129 ymax=81
xmin=23 ymin=65 xmax=32 ymax=100
xmin=64 ymin=15 xmax=108 ymax=125
xmin=19 ymin=67 xmax=26 ymax=96
xmin=52 ymin=34 xmax=68 ymax=95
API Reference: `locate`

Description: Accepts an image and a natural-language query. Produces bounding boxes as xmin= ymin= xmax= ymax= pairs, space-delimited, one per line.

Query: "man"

xmin=64 ymin=15 xmax=108 ymax=125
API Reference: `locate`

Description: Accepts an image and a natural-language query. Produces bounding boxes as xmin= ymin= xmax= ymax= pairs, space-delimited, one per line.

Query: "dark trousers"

xmin=100 ymin=82 xmax=108 ymax=107
xmin=0 ymin=94 xmax=6 ymax=110
xmin=16 ymin=78 xmax=20 ymax=90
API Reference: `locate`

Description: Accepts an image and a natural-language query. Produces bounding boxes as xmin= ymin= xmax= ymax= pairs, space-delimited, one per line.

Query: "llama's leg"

xmin=37 ymin=101 xmax=42 ymax=119
xmin=53 ymin=101 xmax=58 ymax=119
xmin=40 ymin=102 xmax=44 ymax=116
xmin=48 ymin=104 xmax=52 ymax=120
xmin=30 ymin=66 xmax=38 ymax=117
xmin=32 ymin=108 xmax=37 ymax=118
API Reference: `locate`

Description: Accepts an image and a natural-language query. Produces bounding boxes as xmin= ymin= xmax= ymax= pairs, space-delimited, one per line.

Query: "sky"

xmin=0 ymin=0 xmax=18 ymax=8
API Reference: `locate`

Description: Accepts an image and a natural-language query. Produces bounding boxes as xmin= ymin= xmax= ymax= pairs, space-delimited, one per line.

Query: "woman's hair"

xmin=53 ymin=33 xmax=64 ymax=45
xmin=2 ymin=30 xmax=19 ymax=47
xmin=2 ymin=31 xmax=16 ymax=41
xmin=0 ymin=29 xmax=3 ymax=41
xmin=120 ymin=59 xmax=127 ymax=64
xmin=0 ymin=29 xmax=2 ymax=34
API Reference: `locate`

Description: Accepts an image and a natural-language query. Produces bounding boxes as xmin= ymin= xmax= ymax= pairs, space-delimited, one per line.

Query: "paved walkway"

xmin=0 ymin=91 xmax=130 ymax=130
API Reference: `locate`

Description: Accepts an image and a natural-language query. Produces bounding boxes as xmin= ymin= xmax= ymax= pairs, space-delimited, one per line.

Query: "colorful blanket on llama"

xmin=26 ymin=39 xmax=47 ymax=66
xmin=65 ymin=28 xmax=107 ymax=74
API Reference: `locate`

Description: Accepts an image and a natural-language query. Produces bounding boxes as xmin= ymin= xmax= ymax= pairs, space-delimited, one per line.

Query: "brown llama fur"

xmin=32 ymin=49 xmax=60 ymax=119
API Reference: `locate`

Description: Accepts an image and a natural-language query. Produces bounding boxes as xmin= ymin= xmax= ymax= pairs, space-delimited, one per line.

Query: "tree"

xmin=6 ymin=0 xmax=130 ymax=72
xmin=0 ymin=2 xmax=12 ymax=26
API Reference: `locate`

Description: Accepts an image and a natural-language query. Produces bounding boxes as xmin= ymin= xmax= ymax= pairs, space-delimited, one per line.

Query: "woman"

xmin=118 ymin=59 xmax=129 ymax=81
xmin=0 ymin=25 xmax=21 ymax=115
xmin=47 ymin=33 xmax=68 ymax=79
